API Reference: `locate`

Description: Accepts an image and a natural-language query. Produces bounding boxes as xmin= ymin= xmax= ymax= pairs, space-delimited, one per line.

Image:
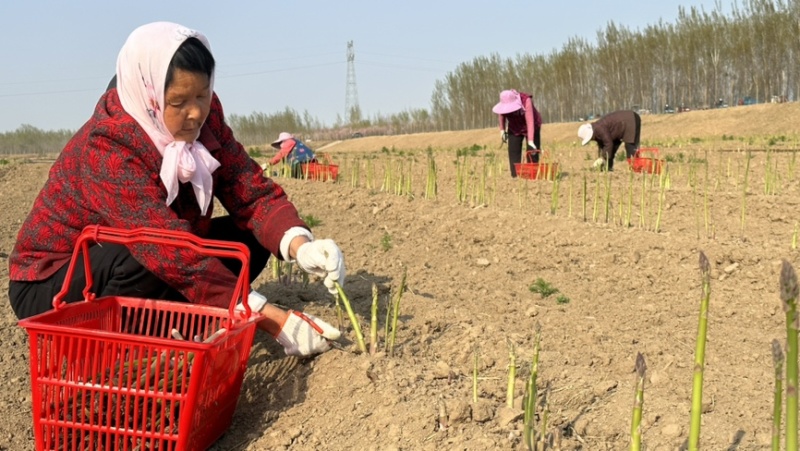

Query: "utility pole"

xmin=345 ymin=40 xmax=360 ymax=124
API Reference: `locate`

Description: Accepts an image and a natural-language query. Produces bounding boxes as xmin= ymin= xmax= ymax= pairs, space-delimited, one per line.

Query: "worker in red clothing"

xmin=492 ymin=89 xmax=543 ymax=177
xmin=269 ymin=132 xmax=317 ymax=178
xmin=8 ymin=22 xmax=343 ymax=357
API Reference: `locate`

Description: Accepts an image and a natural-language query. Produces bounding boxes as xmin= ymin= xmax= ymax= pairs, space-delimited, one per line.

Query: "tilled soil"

xmin=1 ymin=143 xmax=798 ymax=450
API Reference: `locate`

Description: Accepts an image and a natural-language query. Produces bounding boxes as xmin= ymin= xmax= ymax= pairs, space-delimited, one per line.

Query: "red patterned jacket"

xmin=9 ymin=89 xmax=307 ymax=308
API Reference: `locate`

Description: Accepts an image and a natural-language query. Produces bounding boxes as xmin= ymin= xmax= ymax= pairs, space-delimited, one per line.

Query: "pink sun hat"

xmin=271 ymin=132 xmax=294 ymax=149
xmin=492 ymin=90 xmax=523 ymax=115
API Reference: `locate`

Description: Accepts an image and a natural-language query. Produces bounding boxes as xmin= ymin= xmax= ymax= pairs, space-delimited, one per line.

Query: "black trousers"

xmin=9 ymin=217 xmax=270 ymax=320
xmin=507 ymin=129 xmax=542 ymax=177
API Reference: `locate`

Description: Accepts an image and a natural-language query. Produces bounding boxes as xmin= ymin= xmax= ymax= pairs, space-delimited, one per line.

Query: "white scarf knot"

xmin=160 ymin=141 xmax=221 ymax=215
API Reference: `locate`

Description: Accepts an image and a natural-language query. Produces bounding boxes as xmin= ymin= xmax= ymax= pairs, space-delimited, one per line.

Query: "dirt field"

xmin=2 ymin=104 xmax=800 ymax=450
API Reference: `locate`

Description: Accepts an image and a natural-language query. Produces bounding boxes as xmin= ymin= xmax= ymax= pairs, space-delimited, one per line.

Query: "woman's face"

xmin=163 ymin=68 xmax=211 ymax=142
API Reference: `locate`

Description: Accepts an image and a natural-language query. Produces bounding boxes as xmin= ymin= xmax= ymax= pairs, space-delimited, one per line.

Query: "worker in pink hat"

xmin=492 ymin=89 xmax=543 ymax=177
xmin=269 ymin=132 xmax=317 ymax=178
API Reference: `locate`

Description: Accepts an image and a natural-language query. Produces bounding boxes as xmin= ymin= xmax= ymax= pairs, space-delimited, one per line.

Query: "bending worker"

xmin=269 ymin=132 xmax=317 ymax=178
xmin=577 ymin=109 xmax=641 ymax=171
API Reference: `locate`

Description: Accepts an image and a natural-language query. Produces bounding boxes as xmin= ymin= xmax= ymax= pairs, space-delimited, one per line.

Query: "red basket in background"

xmin=628 ymin=148 xmax=664 ymax=174
xmin=18 ymin=226 xmax=261 ymax=451
xmin=300 ymin=153 xmax=338 ymax=181
xmin=514 ymin=149 xmax=559 ymax=180
xmin=514 ymin=162 xmax=559 ymax=180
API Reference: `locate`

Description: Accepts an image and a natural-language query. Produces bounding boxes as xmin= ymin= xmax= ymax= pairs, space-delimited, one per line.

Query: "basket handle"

xmin=52 ymin=225 xmax=252 ymax=322
xmin=525 ymin=149 xmax=550 ymax=159
xmin=319 ymin=153 xmax=334 ymax=165
xmin=634 ymin=148 xmax=659 ymax=158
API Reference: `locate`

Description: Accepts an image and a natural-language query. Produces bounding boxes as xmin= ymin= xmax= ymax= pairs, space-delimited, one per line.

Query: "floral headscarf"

xmin=116 ymin=21 xmax=220 ymax=215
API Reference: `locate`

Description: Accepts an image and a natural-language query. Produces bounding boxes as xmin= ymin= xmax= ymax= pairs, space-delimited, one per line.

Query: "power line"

xmin=358 ymin=59 xmax=445 ymax=73
xmin=0 ymin=49 xmax=444 ymax=100
xmin=359 ymin=50 xmax=458 ymax=65
xmin=217 ymin=61 xmax=344 ymax=78
xmin=0 ymin=61 xmax=345 ymax=98
xmin=220 ymin=52 xmax=342 ymax=68
xmin=0 ymin=87 xmax=100 ymax=98
xmin=0 ymin=75 xmax=109 ymax=87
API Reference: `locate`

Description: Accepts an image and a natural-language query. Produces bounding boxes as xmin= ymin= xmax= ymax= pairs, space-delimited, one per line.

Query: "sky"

xmin=0 ymin=0 xmax=727 ymax=133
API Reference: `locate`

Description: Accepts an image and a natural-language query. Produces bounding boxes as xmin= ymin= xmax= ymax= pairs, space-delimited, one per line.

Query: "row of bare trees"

xmin=5 ymin=0 xmax=799 ymax=152
xmin=432 ymin=0 xmax=800 ymax=129
xmin=0 ymin=125 xmax=73 ymax=157
xmin=241 ymin=0 xmax=800 ymax=141
xmin=227 ymin=105 xmax=437 ymax=146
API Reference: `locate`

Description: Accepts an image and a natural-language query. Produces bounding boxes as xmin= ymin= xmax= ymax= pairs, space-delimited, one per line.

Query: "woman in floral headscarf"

xmin=9 ymin=22 xmax=343 ymax=357
xmin=269 ymin=131 xmax=317 ymax=178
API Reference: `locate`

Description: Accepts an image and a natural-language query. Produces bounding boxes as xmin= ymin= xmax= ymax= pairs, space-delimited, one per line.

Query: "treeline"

xmin=245 ymin=0 xmax=800 ymax=141
xmin=432 ymin=0 xmax=800 ymax=129
xmin=0 ymin=124 xmax=73 ymax=156
xmin=228 ymin=106 xmax=438 ymax=147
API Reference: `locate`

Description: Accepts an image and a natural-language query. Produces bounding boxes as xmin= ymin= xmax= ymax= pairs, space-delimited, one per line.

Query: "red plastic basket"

xmin=514 ymin=162 xmax=559 ymax=180
xmin=299 ymin=154 xmax=338 ymax=181
xmin=18 ymin=226 xmax=261 ymax=451
xmin=299 ymin=162 xmax=339 ymax=181
xmin=628 ymin=148 xmax=664 ymax=174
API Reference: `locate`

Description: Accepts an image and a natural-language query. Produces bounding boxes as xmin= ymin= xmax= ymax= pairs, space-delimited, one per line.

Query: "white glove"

xmin=500 ymin=130 xmax=507 ymax=141
xmin=295 ymin=239 xmax=346 ymax=295
xmin=275 ymin=310 xmax=341 ymax=356
xmin=527 ymin=141 xmax=537 ymax=150
xmin=593 ymin=158 xmax=605 ymax=169
xmin=235 ymin=290 xmax=269 ymax=314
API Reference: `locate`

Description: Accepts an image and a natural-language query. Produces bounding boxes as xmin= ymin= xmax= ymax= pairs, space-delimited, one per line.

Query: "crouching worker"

xmin=8 ymin=22 xmax=344 ymax=357
xmin=269 ymin=132 xmax=317 ymax=178
xmin=577 ymin=109 xmax=641 ymax=171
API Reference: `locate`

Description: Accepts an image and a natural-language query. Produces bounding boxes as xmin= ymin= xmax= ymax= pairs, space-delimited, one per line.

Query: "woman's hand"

xmin=273 ymin=310 xmax=341 ymax=356
xmin=293 ymin=239 xmax=346 ymax=296
xmin=251 ymin=301 xmax=339 ymax=356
